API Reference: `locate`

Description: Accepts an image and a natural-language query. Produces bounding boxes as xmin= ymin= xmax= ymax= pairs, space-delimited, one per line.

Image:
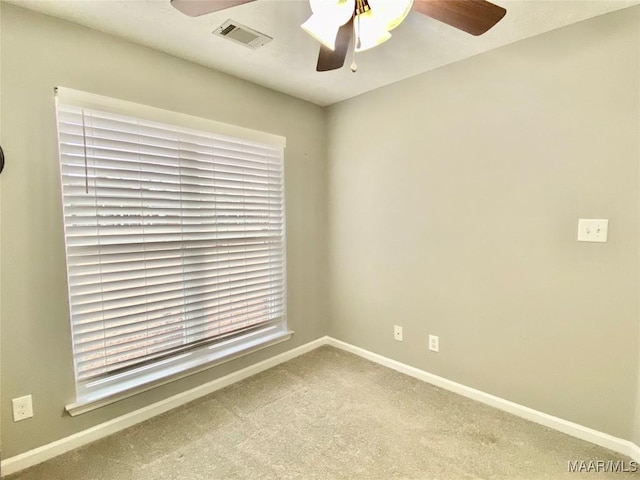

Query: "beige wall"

xmin=0 ymin=0 xmax=3 ymax=460
xmin=327 ymin=7 xmax=640 ymax=440
xmin=636 ymin=8 xmax=640 ymax=443
xmin=0 ymin=4 xmax=328 ymax=457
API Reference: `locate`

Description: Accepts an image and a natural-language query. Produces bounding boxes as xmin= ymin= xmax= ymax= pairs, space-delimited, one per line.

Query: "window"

xmin=55 ymin=88 xmax=289 ymax=412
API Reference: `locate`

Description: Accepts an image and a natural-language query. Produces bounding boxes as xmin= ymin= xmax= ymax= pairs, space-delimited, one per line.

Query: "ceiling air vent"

xmin=214 ymin=20 xmax=272 ymax=50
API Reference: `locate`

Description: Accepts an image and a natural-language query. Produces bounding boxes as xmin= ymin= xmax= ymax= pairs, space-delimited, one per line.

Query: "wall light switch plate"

xmin=577 ymin=219 xmax=608 ymax=243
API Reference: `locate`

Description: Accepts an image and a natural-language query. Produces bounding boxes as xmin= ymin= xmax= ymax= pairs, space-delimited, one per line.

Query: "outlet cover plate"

xmin=428 ymin=335 xmax=439 ymax=352
xmin=394 ymin=325 xmax=403 ymax=342
xmin=577 ymin=219 xmax=608 ymax=243
xmin=12 ymin=395 xmax=33 ymax=422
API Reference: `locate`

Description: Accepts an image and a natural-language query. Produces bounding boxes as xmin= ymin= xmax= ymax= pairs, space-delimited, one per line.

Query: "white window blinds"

xmin=55 ymin=89 xmax=287 ymax=405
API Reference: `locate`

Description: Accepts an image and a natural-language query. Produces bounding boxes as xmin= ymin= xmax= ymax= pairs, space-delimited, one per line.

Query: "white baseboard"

xmin=0 ymin=336 xmax=328 ymax=476
xmin=3 ymin=335 xmax=638 ymax=476
xmin=326 ymin=337 xmax=640 ymax=462
xmin=629 ymin=443 xmax=640 ymax=463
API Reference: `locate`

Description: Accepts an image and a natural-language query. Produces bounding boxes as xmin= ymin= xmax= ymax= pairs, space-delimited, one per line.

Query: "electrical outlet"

xmin=577 ymin=219 xmax=608 ymax=242
xmin=12 ymin=395 xmax=33 ymax=422
xmin=394 ymin=325 xmax=403 ymax=342
xmin=428 ymin=335 xmax=439 ymax=352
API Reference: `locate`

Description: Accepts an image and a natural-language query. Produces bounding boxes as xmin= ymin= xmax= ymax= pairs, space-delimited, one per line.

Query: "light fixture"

xmin=353 ymin=7 xmax=391 ymax=52
xmin=301 ymin=14 xmax=342 ymax=50
xmin=367 ymin=0 xmax=413 ymax=31
xmin=301 ymin=0 xmax=414 ymax=53
xmin=301 ymin=0 xmax=356 ymax=50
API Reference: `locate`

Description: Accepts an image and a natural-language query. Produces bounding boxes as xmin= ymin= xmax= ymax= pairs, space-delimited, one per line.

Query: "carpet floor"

xmin=5 ymin=346 xmax=639 ymax=479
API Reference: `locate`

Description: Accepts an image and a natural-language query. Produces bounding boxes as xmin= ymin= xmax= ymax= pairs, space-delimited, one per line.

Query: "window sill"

xmin=65 ymin=329 xmax=294 ymax=417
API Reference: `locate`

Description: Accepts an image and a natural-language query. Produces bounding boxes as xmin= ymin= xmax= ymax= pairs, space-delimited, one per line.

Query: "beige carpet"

xmin=5 ymin=346 xmax=639 ymax=479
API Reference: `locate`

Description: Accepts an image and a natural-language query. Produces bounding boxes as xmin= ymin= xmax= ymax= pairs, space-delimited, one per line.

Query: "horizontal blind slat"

xmin=69 ymin=273 xmax=285 ymax=320
xmin=69 ymin=265 xmax=285 ymax=303
xmin=69 ymin=250 xmax=283 ymax=277
xmin=75 ymin=318 xmax=284 ymax=380
xmin=73 ymin=289 xmax=281 ymax=340
xmin=74 ymin=302 xmax=284 ymax=353
xmin=71 ymin=285 xmax=285 ymax=333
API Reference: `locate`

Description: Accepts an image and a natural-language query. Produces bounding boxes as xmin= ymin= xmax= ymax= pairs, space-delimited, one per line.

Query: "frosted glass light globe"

xmin=368 ymin=0 xmax=414 ymax=31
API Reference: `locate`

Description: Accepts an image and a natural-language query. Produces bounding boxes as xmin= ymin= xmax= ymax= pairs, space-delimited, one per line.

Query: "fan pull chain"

xmin=354 ymin=0 xmax=363 ymax=50
xmin=351 ymin=9 xmax=359 ymax=73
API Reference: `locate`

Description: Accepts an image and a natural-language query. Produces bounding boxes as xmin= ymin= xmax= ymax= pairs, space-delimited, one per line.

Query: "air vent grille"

xmin=214 ymin=19 xmax=273 ymax=50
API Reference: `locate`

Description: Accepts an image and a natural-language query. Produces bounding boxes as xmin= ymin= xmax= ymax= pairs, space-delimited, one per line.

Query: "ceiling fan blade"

xmin=171 ymin=0 xmax=257 ymax=17
xmin=316 ymin=20 xmax=354 ymax=72
xmin=412 ymin=0 xmax=506 ymax=36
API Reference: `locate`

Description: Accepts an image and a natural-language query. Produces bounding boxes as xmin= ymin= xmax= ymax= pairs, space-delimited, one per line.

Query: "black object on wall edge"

xmin=0 ymin=145 xmax=4 ymax=174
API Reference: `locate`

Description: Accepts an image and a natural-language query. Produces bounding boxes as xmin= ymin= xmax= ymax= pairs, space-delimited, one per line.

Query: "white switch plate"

xmin=577 ymin=219 xmax=608 ymax=243
xmin=12 ymin=395 xmax=33 ymax=422
xmin=428 ymin=335 xmax=439 ymax=352
xmin=394 ymin=325 xmax=403 ymax=342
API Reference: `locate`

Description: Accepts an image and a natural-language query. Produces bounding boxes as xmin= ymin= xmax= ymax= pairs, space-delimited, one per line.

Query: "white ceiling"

xmin=7 ymin=0 xmax=639 ymax=106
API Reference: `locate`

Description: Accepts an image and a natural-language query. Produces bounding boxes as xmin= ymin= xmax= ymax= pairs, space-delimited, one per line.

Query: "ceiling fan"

xmin=171 ymin=0 xmax=507 ymax=72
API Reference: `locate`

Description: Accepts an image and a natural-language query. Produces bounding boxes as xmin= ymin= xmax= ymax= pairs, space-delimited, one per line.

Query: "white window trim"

xmin=55 ymin=87 xmax=286 ymax=148
xmin=66 ymin=328 xmax=293 ymax=416
xmin=55 ymin=87 xmax=290 ymax=413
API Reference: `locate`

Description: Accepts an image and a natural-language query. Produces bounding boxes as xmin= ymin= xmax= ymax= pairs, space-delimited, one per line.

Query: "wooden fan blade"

xmin=316 ymin=21 xmax=354 ymax=72
xmin=171 ymin=0 xmax=257 ymax=17
xmin=412 ymin=0 xmax=506 ymax=36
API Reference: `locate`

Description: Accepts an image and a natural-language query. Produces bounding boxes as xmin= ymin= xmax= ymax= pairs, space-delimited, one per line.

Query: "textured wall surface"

xmin=327 ymin=7 xmax=640 ymax=441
